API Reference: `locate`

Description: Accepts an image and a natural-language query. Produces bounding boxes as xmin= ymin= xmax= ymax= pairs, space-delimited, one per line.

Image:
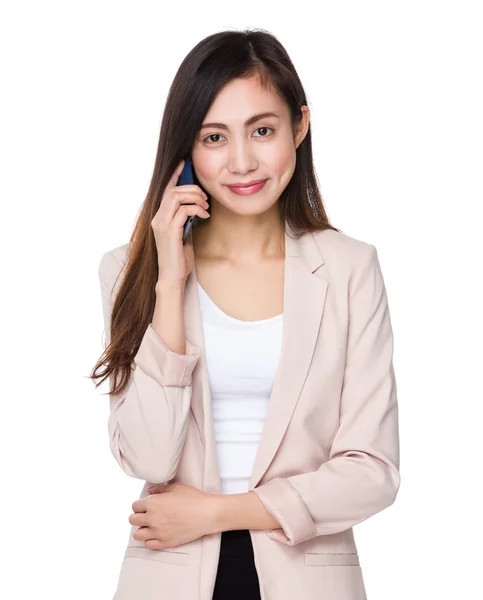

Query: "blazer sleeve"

xmin=99 ymin=250 xmax=201 ymax=484
xmin=251 ymin=244 xmax=401 ymax=546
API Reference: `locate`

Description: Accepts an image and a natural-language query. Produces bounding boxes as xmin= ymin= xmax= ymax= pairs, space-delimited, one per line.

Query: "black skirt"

xmin=212 ymin=529 xmax=262 ymax=599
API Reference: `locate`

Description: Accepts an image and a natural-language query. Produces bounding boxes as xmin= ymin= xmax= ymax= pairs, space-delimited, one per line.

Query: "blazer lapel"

xmin=182 ymin=224 xmax=328 ymax=494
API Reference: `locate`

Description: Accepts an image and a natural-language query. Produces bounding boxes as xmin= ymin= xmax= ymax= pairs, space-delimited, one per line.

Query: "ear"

xmin=295 ymin=105 xmax=310 ymax=149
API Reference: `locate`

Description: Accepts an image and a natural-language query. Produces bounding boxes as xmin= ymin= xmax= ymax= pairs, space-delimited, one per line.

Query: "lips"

xmin=227 ymin=179 xmax=266 ymax=188
xmin=226 ymin=179 xmax=268 ymax=195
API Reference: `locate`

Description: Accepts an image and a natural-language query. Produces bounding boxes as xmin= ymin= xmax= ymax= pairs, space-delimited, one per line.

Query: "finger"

xmin=159 ymin=191 xmax=208 ymax=223
xmin=172 ymin=204 xmax=210 ymax=229
xmin=166 ymin=159 xmax=186 ymax=189
xmin=133 ymin=526 xmax=155 ymax=542
xmin=155 ymin=203 xmax=207 ymax=231
xmin=128 ymin=512 xmax=149 ymax=526
xmin=173 ymin=184 xmax=206 ymax=196
xmin=145 ymin=539 xmax=164 ymax=550
xmin=132 ymin=498 xmax=147 ymax=513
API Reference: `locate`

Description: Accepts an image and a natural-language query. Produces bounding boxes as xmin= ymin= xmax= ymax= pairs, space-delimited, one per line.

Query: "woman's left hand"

xmin=129 ymin=482 xmax=220 ymax=549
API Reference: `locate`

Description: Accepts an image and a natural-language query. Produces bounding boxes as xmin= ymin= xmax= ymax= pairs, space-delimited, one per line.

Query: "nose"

xmin=226 ymin=138 xmax=258 ymax=175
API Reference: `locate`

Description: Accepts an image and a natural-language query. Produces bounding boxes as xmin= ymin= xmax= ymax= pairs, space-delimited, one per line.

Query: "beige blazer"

xmin=98 ymin=225 xmax=401 ymax=600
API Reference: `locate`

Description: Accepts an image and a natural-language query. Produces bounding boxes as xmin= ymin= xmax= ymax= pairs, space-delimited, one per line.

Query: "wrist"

xmin=206 ymin=493 xmax=225 ymax=535
xmin=205 ymin=492 xmax=251 ymax=533
xmin=155 ymin=280 xmax=186 ymax=296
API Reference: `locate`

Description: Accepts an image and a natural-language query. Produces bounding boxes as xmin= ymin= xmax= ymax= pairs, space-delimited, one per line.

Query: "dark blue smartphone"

xmin=177 ymin=155 xmax=210 ymax=244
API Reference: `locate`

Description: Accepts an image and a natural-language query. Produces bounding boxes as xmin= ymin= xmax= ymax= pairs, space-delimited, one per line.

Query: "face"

xmin=191 ymin=76 xmax=310 ymax=217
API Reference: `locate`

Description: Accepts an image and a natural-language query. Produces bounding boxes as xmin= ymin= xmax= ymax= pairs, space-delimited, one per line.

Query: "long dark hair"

xmin=90 ymin=27 xmax=342 ymax=397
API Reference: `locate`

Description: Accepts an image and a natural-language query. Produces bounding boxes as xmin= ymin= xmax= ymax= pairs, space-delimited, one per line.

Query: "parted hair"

xmin=90 ymin=27 xmax=341 ymax=397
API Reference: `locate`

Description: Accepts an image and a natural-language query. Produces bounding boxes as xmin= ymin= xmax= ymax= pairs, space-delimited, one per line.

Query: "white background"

xmin=1 ymin=1 xmax=482 ymax=598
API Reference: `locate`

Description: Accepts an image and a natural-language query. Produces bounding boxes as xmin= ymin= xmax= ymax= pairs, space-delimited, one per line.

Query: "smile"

xmin=226 ymin=179 xmax=267 ymax=195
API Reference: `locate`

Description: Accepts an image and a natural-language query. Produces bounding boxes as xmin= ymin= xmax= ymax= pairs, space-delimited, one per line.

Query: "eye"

xmin=253 ymin=126 xmax=274 ymax=138
xmin=203 ymin=133 xmax=227 ymax=145
xmin=202 ymin=126 xmax=275 ymax=145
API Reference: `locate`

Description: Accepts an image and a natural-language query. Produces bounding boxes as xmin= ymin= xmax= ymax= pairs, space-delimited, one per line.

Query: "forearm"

xmin=211 ymin=491 xmax=282 ymax=533
xmin=153 ymin=282 xmax=187 ymax=355
xmin=103 ymin=278 xmax=200 ymax=483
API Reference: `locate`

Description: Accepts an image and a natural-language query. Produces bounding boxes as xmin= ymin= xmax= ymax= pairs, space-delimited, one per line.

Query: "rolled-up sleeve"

xmin=99 ymin=250 xmax=201 ymax=484
xmin=251 ymin=244 xmax=401 ymax=546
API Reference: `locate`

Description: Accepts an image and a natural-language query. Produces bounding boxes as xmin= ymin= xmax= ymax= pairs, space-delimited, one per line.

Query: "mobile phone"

xmin=177 ymin=155 xmax=210 ymax=244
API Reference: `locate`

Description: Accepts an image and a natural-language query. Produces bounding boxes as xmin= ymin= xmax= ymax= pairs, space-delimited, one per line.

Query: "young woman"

xmin=91 ymin=28 xmax=400 ymax=600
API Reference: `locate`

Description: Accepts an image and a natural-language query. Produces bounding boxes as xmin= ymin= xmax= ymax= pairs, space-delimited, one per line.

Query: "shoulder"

xmin=310 ymin=228 xmax=378 ymax=273
xmin=308 ymin=229 xmax=391 ymax=309
xmin=98 ymin=242 xmax=130 ymax=290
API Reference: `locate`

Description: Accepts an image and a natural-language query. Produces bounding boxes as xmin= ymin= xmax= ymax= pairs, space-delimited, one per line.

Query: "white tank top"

xmin=197 ymin=281 xmax=284 ymax=494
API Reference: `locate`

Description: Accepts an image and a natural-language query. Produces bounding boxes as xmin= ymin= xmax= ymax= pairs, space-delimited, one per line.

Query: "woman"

xmin=91 ymin=28 xmax=400 ymax=600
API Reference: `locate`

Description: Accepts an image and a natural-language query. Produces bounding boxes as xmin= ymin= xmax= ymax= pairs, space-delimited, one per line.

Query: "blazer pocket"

xmin=305 ymin=552 xmax=360 ymax=566
xmin=125 ymin=545 xmax=189 ymax=566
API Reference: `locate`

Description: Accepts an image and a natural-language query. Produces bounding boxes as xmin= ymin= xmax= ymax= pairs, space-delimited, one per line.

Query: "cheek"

xmin=191 ymin=151 xmax=221 ymax=183
xmin=266 ymin=142 xmax=296 ymax=179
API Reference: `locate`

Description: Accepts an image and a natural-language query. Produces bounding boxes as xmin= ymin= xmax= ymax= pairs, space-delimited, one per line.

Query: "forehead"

xmin=202 ymin=77 xmax=289 ymax=125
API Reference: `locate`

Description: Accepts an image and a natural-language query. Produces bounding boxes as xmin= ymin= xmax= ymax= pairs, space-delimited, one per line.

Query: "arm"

xmin=99 ymin=250 xmax=201 ymax=484
xmin=250 ymin=244 xmax=401 ymax=546
xmin=211 ymin=491 xmax=282 ymax=533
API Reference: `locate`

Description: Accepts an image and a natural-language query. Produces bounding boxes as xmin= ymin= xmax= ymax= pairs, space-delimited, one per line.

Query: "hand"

xmin=152 ymin=158 xmax=210 ymax=288
xmin=129 ymin=482 xmax=219 ymax=550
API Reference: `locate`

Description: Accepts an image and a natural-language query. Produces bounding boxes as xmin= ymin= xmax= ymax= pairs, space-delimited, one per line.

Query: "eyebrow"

xmin=200 ymin=112 xmax=280 ymax=130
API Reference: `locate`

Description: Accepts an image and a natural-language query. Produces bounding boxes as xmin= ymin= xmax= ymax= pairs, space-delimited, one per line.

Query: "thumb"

xmin=167 ymin=159 xmax=185 ymax=189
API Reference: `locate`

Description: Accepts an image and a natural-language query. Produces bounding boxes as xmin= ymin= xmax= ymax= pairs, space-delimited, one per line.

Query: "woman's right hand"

xmin=151 ymin=159 xmax=210 ymax=289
